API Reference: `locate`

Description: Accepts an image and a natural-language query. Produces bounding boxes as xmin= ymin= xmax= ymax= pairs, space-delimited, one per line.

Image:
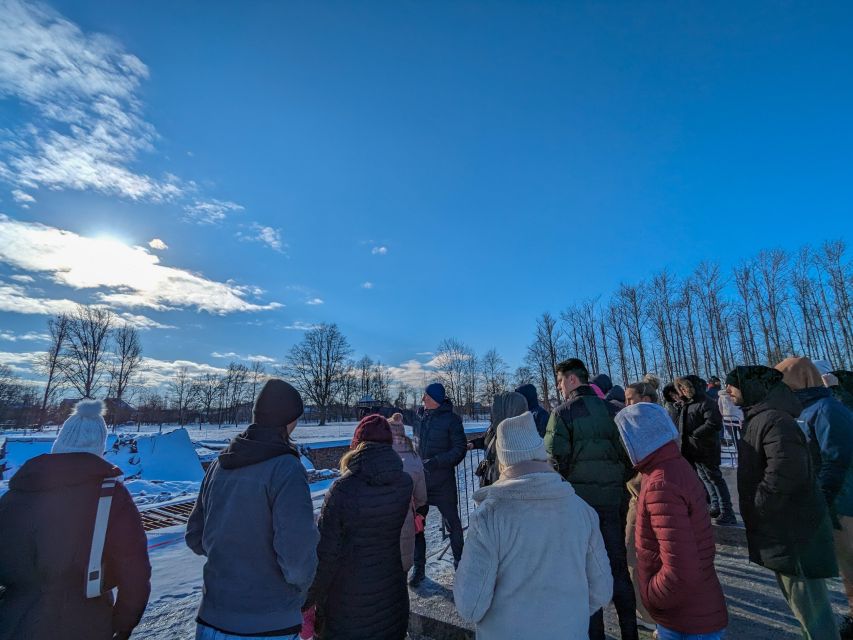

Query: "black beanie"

xmin=253 ymin=379 xmax=304 ymax=428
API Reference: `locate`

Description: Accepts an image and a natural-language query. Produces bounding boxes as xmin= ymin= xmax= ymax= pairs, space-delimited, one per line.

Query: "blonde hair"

xmin=390 ymin=412 xmax=404 ymax=424
xmin=339 ymin=441 xmax=368 ymax=473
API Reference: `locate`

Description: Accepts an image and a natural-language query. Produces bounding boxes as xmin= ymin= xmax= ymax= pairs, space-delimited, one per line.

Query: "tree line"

xmin=2 ymin=239 xmax=850 ymax=428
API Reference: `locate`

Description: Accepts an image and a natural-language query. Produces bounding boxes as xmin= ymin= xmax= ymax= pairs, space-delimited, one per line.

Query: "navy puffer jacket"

xmin=415 ymin=400 xmax=467 ymax=501
xmin=308 ymin=443 xmax=414 ymax=640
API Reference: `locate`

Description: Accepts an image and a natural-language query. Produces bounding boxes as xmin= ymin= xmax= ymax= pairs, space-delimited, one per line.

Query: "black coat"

xmin=737 ymin=383 xmax=838 ymax=578
xmin=515 ymin=384 xmax=550 ymax=437
xmin=415 ymin=400 xmax=467 ymax=502
xmin=677 ymin=375 xmax=723 ymax=467
xmin=0 ymin=453 xmax=151 ymax=640
xmin=308 ymin=443 xmax=414 ymax=640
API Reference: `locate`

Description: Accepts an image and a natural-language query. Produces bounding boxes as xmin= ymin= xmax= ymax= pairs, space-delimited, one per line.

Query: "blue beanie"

xmin=425 ymin=382 xmax=446 ymax=404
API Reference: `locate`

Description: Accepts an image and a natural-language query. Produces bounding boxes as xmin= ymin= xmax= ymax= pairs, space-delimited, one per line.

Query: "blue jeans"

xmin=196 ymin=624 xmax=299 ymax=640
xmin=656 ymin=626 xmax=725 ymax=640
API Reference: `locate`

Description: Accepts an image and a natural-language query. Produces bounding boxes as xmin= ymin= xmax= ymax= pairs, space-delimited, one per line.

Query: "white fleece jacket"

xmin=453 ymin=468 xmax=613 ymax=639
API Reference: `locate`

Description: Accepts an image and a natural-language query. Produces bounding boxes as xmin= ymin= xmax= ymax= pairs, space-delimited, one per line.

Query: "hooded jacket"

xmin=795 ymin=386 xmax=853 ymax=518
xmin=415 ymin=399 xmax=467 ymax=501
xmin=676 ymin=375 xmax=722 ymax=467
xmin=515 ymin=384 xmax=550 ymax=437
xmin=591 ymin=374 xmax=626 ymax=410
xmin=185 ymin=424 xmax=319 ymax=636
xmin=392 ymin=437 xmax=428 ymax=572
xmin=544 ymin=385 xmax=632 ymax=509
xmin=632 ymin=442 xmax=728 ymax=634
xmin=454 ymin=469 xmax=612 ymax=640
xmin=0 ymin=453 xmax=151 ymax=640
xmin=308 ymin=443 xmax=414 ymax=640
xmin=728 ymin=366 xmax=837 ymax=578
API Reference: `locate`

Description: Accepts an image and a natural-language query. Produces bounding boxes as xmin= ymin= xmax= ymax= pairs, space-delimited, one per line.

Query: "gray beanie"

xmin=614 ymin=402 xmax=679 ymax=466
xmin=496 ymin=411 xmax=548 ymax=467
xmin=51 ymin=399 xmax=108 ymax=457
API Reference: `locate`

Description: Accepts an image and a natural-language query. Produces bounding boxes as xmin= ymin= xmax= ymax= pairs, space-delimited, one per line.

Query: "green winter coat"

xmin=544 ymin=385 xmax=632 ymax=509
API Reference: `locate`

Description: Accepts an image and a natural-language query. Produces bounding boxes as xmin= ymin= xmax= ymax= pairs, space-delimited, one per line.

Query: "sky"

xmin=1 ymin=0 xmax=852 ymax=393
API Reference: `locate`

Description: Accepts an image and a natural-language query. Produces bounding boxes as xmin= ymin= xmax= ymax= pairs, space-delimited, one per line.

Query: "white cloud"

xmin=0 ymin=282 xmax=78 ymax=314
xmin=136 ymin=357 xmax=227 ymax=388
xmin=0 ymin=0 xmax=185 ymax=202
xmin=11 ymin=189 xmax=35 ymax=204
xmin=117 ymin=313 xmax=175 ymax=331
xmin=361 ymin=281 xmax=374 ymax=289
xmin=183 ymin=199 xmax=244 ymax=225
xmin=0 ymin=215 xmax=282 ymax=314
xmin=237 ymin=223 xmax=285 ymax=252
xmin=0 ymin=330 xmax=50 ymax=342
xmin=248 ymin=354 xmax=276 ymax=364
xmin=416 ymin=351 xmax=434 ymax=356
xmin=148 ymin=238 xmax=168 ymax=251
xmin=211 ymin=351 xmax=240 ymax=359
xmin=283 ymin=321 xmax=319 ymax=331
xmin=0 ymin=350 xmax=42 ymax=374
xmin=372 ymin=246 xmax=388 ymax=255
xmin=384 ymin=359 xmax=435 ymax=390
xmin=306 ymin=298 xmax=324 ymax=305
xmin=9 ymin=274 xmax=34 ymax=283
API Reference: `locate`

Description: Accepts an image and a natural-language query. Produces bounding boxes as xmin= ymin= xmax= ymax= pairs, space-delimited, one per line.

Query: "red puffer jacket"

xmin=635 ymin=441 xmax=728 ymax=634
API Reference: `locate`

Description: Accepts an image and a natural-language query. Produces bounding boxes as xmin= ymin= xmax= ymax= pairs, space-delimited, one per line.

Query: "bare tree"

xmin=248 ymin=361 xmax=267 ymax=404
xmin=0 ymin=364 xmax=22 ymax=425
xmin=513 ymin=365 xmax=535 ymax=388
xmin=61 ymin=305 xmax=113 ymax=398
xmin=170 ymin=367 xmax=199 ymax=427
xmin=372 ymin=362 xmax=390 ymax=402
xmin=481 ymin=348 xmax=509 ymax=404
xmin=282 ymin=323 xmax=353 ymax=425
xmin=109 ymin=324 xmax=142 ymax=403
xmin=433 ymin=338 xmax=473 ymax=409
xmin=35 ymin=313 xmax=70 ymax=428
xmin=196 ymin=372 xmax=220 ymax=423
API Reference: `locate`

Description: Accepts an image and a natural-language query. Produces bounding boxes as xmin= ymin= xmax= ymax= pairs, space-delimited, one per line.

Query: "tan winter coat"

xmin=394 ymin=444 xmax=427 ymax=572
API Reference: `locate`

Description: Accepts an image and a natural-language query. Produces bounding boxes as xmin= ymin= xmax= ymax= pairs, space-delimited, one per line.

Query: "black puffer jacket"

xmin=731 ymin=366 xmax=837 ymax=579
xmin=308 ymin=443 xmax=414 ymax=640
xmin=0 ymin=453 xmax=151 ymax=640
xmin=415 ymin=400 xmax=467 ymax=501
xmin=677 ymin=375 xmax=722 ymax=466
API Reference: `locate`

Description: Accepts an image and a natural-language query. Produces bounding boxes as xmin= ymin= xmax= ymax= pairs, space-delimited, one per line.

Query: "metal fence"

xmin=434 ymin=445 xmax=485 ymax=562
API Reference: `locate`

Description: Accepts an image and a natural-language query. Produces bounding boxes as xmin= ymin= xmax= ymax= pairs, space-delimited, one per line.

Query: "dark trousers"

xmin=589 ymin=505 xmax=639 ymax=640
xmin=413 ymin=495 xmax=464 ymax=568
xmin=696 ymin=463 xmax=733 ymax=513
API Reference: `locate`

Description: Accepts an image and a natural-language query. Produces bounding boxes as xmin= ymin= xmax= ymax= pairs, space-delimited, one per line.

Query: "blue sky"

xmin=1 ymin=0 xmax=852 ymax=391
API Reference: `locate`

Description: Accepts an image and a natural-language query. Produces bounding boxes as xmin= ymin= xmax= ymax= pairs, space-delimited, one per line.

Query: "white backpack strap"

xmin=86 ymin=478 xmax=117 ymax=599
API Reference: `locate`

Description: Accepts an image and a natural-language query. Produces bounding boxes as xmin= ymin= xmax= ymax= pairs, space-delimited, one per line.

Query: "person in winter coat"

xmin=775 ymin=357 xmax=853 ymax=636
xmin=186 ymin=379 xmax=319 ymax=640
xmin=470 ymin=391 xmax=528 ymax=487
xmin=706 ymin=376 xmax=722 ymax=401
xmin=675 ymin=375 xmax=736 ymax=525
xmin=307 ymin=414 xmax=414 ymax=640
xmin=388 ymin=413 xmax=427 ymax=573
xmin=514 ymin=383 xmax=550 ymax=436
xmin=726 ymin=366 xmax=839 ymax=640
xmin=454 ymin=411 xmax=613 ymax=640
xmin=592 ymin=373 xmax=626 ymax=410
xmin=616 ymin=403 xmax=728 ymax=639
xmin=0 ymin=400 xmax=151 ymax=640
xmin=623 ymin=379 xmax=662 ymax=632
xmin=662 ymin=384 xmax=681 ymax=424
xmin=411 ymin=382 xmax=467 ymax=585
xmin=545 ymin=358 xmax=637 ymax=640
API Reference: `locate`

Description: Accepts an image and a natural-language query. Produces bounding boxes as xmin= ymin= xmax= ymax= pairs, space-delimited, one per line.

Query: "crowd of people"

xmin=2 ymin=355 xmax=853 ymax=640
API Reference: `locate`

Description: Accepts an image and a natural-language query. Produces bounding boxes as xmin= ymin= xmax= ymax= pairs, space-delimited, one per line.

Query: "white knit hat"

xmin=51 ymin=399 xmax=108 ymax=457
xmin=614 ymin=402 xmax=679 ymax=466
xmin=496 ymin=411 xmax=548 ymax=467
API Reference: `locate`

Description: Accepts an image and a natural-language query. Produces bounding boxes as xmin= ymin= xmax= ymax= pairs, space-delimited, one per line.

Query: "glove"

xmin=300 ymin=605 xmax=316 ymax=640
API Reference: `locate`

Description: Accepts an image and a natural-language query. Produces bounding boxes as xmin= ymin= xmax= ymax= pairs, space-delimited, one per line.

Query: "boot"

xmin=714 ymin=511 xmax=737 ymax=526
xmin=408 ymin=565 xmax=425 ymax=587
